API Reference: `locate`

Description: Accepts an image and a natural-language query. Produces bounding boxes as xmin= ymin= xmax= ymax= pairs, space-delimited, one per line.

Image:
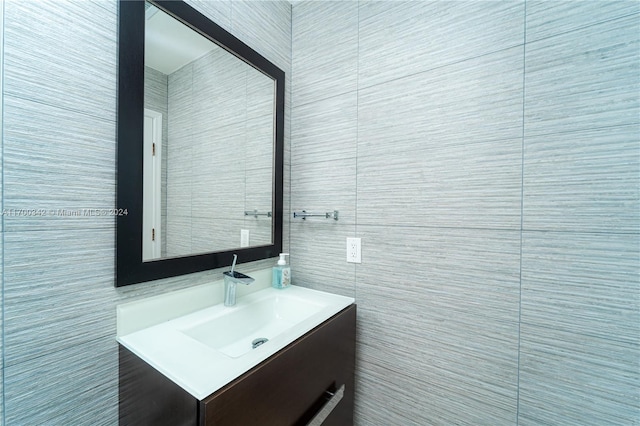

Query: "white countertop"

xmin=117 ymin=283 xmax=354 ymax=400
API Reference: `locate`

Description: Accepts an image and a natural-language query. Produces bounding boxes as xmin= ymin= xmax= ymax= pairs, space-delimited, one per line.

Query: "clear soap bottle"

xmin=272 ymin=253 xmax=290 ymax=289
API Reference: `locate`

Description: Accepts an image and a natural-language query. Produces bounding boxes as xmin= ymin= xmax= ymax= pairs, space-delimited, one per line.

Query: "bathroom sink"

xmin=117 ymin=284 xmax=354 ymax=399
xmin=180 ymin=293 xmax=324 ymax=358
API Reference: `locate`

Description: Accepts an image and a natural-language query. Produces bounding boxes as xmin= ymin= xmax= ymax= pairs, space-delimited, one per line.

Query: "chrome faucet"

xmin=223 ymin=255 xmax=254 ymax=306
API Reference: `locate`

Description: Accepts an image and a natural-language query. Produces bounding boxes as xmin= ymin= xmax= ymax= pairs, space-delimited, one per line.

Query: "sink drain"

xmin=252 ymin=337 xmax=269 ymax=349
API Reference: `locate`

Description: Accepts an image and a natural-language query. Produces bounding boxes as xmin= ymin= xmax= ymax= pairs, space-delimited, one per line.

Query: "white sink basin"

xmin=180 ymin=293 xmax=324 ymax=358
xmin=117 ymin=285 xmax=354 ymax=399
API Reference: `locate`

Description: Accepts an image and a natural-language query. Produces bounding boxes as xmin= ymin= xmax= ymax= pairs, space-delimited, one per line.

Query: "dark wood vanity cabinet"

xmin=119 ymin=304 xmax=356 ymax=426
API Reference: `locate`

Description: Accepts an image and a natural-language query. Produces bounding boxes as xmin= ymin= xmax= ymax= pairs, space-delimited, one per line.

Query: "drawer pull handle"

xmin=306 ymin=384 xmax=345 ymax=426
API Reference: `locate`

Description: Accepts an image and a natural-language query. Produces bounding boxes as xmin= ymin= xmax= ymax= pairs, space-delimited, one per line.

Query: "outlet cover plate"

xmin=346 ymin=237 xmax=361 ymax=263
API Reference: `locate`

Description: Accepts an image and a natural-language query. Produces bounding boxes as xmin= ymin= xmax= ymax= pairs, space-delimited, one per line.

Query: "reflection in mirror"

xmin=142 ymin=2 xmax=275 ymax=261
xmin=116 ymin=0 xmax=284 ymax=286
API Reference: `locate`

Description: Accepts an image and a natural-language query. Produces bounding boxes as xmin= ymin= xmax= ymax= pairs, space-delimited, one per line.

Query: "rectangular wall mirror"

xmin=117 ymin=0 xmax=284 ymax=286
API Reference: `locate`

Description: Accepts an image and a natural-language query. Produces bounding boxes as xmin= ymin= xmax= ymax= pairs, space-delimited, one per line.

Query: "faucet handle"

xmin=223 ymin=270 xmax=255 ymax=285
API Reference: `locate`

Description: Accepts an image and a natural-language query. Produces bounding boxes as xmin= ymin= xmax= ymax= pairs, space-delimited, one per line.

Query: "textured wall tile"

xmin=356 ymin=226 xmax=522 ymax=324
xmin=231 ymin=0 xmax=292 ymax=74
xmin=4 ymin=337 xmax=118 ymax=426
xmin=358 ymin=46 xmax=524 ymax=153
xmin=291 ymin=91 xmax=357 ymax=165
xmin=185 ymin=0 xmax=232 ymax=32
xmin=358 ymin=0 xmax=525 ymax=88
xmin=0 ymin=233 xmax=3 ymax=425
xmin=292 ymin=1 xmax=357 ymax=106
xmin=289 ymin=221 xmax=356 ymax=298
xmin=291 ymin=157 xmax=357 ymax=224
xmin=354 ymin=226 xmax=521 ymax=425
xmin=357 ymin=43 xmax=523 ymax=229
xmin=519 ymin=324 xmax=640 ymax=426
xmin=3 ymin=228 xmax=117 ymax=367
xmin=3 ymin=96 xmax=116 ymax=231
xmin=357 ymin=135 xmax=522 ymax=229
xmin=523 ymin=124 xmax=640 ymax=233
xmin=3 ymin=0 xmax=117 ymax=121
xmin=521 ymin=231 xmax=639 ymax=349
xmin=519 ymin=231 xmax=640 ymax=425
xmin=356 ymin=310 xmax=518 ymax=426
xmin=0 ymin=2 xmax=5 ymax=425
xmin=526 ymin=0 xmax=640 ymax=42
xmin=524 ymin=14 xmax=640 ymax=137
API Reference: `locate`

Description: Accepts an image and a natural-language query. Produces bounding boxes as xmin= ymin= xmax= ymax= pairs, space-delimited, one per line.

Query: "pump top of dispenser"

xmin=277 ymin=253 xmax=289 ymax=265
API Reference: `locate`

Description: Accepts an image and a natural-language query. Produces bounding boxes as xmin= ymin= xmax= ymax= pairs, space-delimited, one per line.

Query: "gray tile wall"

xmin=0 ymin=0 xmax=4 ymax=421
xmin=0 ymin=0 xmax=291 ymax=424
xmin=164 ymin=48 xmax=274 ymax=257
xmin=291 ymin=1 xmax=639 ymax=425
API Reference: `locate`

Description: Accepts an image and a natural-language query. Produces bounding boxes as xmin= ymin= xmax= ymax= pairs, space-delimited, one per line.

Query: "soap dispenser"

xmin=272 ymin=253 xmax=291 ymax=289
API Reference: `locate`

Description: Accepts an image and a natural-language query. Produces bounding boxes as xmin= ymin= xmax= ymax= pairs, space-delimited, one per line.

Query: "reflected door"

xmin=143 ymin=108 xmax=163 ymax=260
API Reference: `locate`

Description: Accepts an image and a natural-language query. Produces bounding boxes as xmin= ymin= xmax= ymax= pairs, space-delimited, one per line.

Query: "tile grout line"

xmin=354 ymin=1 xmax=360 ymax=303
xmin=515 ymin=1 xmax=528 ymax=424
xmin=1 ymin=0 xmax=5 ymax=421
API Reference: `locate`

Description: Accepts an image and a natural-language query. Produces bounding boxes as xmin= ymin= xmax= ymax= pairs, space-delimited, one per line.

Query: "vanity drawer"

xmin=120 ymin=304 xmax=356 ymax=426
xmin=200 ymin=304 xmax=356 ymax=426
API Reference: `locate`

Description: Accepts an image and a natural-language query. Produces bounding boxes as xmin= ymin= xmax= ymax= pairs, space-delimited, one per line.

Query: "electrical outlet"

xmin=346 ymin=237 xmax=361 ymax=263
xmin=240 ymin=229 xmax=250 ymax=247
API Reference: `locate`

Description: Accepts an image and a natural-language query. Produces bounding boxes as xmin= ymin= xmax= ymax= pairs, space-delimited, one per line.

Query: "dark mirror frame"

xmin=116 ymin=0 xmax=284 ymax=287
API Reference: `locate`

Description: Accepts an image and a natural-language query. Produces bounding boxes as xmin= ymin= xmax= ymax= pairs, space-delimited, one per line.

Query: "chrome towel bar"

xmin=244 ymin=210 xmax=272 ymax=218
xmin=293 ymin=210 xmax=339 ymax=221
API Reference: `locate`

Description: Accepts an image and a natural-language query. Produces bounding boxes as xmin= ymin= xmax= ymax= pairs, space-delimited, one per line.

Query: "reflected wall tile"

xmin=166 ymin=214 xmax=193 ymax=258
xmin=241 ymin=218 xmax=273 ymax=249
xmin=524 ymin=15 xmax=640 ymax=137
xmin=244 ymin=113 xmax=275 ymax=167
xmin=245 ymin=166 xmax=273 ymax=216
xmin=358 ymin=0 xmax=524 ymax=88
xmin=292 ymin=1 xmax=358 ymax=106
xmin=191 ymin=218 xmax=247 ymax=254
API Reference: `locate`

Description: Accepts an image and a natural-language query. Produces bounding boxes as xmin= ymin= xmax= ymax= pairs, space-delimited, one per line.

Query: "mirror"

xmin=143 ymin=3 xmax=275 ymax=260
xmin=117 ymin=0 xmax=284 ymax=286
